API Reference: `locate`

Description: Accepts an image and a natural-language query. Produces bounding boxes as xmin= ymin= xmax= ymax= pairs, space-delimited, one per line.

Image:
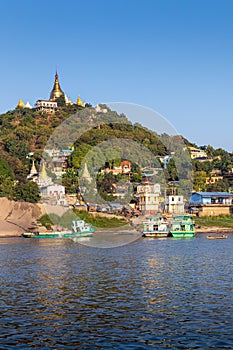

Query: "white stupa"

xmin=25 ymin=101 xmax=32 ymax=109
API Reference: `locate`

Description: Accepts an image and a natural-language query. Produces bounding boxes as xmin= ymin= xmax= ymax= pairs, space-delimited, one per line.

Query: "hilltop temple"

xmin=16 ymin=71 xmax=84 ymax=113
xmin=50 ymin=71 xmax=65 ymax=101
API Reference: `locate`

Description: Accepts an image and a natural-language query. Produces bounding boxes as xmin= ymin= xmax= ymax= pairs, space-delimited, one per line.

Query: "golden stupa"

xmin=17 ymin=98 xmax=25 ymax=108
xmin=76 ymin=95 xmax=84 ymax=106
xmin=50 ymin=71 xmax=65 ymax=101
xmin=37 ymin=161 xmax=52 ymax=187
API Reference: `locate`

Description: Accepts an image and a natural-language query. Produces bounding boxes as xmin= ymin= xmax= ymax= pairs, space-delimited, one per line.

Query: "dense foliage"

xmin=0 ymin=102 xmax=232 ymax=204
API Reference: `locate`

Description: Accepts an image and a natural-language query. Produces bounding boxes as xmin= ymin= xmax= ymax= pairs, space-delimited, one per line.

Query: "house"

xmin=101 ymin=160 xmax=131 ymax=175
xmin=188 ymin=147 xmax=207 ymax=160
xmin=109 ymin=203 xmax=123 ymax=214
xmin=206 ymin=176 xmax=223 ymax=185
xmin=137 ymin=183 xmax=161 ymax=215
xmin=40 ymin=184 xmax=68 ymax=207
xmin=44 ymin=149 xmax=73 ymax=178
xmin=87 ymin=203 xmax=97 ymax=212
xmin=35 ymin=100 xmax=57 ymax=114
xmin=190 ymin=192 xmax=233 ymax=216
xmin=164 ymin=195 xmax=184 ymax=214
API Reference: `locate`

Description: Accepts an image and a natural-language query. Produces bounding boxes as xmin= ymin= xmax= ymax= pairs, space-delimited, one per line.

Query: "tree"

xmin=193 ymin=171 xmax=207 ymax=192
xmin=55 ymin=95 xmax=66 ymax=107
xmin=166 ymin=159 xmax=178 ymax=181
xmin=62 ymin=169 xmax=79 ymax=194
xmin=0 ymin=158 xmax=14 ymax=178
xmin=14 ymin=181 xmax=40 ymax=203
xmin=0 ymin=175 xmax=15 ymax=199
xmin=206 ymin=179 xmax=230 ymax=192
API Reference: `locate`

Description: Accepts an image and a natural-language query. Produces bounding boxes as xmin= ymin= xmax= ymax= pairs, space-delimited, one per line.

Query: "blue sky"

xmin=0 ymin=0 xmax=233 ymax=151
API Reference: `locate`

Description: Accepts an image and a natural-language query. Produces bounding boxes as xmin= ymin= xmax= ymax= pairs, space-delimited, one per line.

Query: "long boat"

xmin=142 ymin=216 xmax=169 ymax=238
xmin=207 ymin=234 xmax=228 ymax=240
xmin=170 ymin=215 xmax=195 ymax=238
xmin=22 ymin=219 xmax=95 ymax=239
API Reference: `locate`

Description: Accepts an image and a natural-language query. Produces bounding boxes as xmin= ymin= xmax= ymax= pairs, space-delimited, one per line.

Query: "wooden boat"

xmin=170 ymin=215 xmax=195 ymax=238
xmin=142 ymin=216 xmax=169 ymax=238
xmin=207 ymin=234 xmax=228 ymax=240
xmin=22 ymin=220 xmax=95 ymax=239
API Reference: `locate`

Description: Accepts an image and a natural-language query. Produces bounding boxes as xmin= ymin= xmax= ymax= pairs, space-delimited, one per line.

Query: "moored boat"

xmin=142 ymin=216 xmax=169 ymax=238
xmin=22 ymin=219 xmax=95 ymax=239
xmin=207 ymin=234 xmax=228 ymax=240
xmin=170 ymin=215 xmax=195 ymax=238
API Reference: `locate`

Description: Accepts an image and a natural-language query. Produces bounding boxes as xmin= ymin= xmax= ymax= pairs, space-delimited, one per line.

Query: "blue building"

xmin=190 ymin=192 xmax=233 ymax=205
xmin=190 ymin=192 xmax=233 ymax=216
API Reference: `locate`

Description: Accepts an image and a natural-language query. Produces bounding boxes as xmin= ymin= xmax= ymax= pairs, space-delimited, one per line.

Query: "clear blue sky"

xmin=0 ymin=0 xmax=233 ymax=151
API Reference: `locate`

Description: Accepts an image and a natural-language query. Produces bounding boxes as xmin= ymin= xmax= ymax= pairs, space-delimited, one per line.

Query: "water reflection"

xmin=0 ymin=236 xmax=233 ymax=348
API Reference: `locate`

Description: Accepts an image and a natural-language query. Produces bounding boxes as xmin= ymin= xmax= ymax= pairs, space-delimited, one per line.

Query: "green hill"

xmin=0 ymin=103 xmax=232 ymax=202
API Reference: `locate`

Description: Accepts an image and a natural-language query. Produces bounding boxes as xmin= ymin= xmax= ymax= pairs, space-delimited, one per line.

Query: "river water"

xmin=1 ymin=234 xmax=233 ymax=349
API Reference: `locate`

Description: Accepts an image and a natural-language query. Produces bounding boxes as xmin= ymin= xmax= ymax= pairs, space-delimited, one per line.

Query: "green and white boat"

xmin=142 ymin=216 xmax=169 ymax=238
xmin=22 ymin=220 xmax=95 ymax=239
xmin=170 ymin=215 xmax=195 ymax=238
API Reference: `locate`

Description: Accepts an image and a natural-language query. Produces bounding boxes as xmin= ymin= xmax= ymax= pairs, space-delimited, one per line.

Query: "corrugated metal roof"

xmin=195 ymin=192 xmax=233 ymax=197
xmin=109 ymin=203 xmax=122 ymax=208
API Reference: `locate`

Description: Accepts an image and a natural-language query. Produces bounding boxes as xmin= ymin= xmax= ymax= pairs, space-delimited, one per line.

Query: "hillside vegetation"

xmin=0 ymin=103 xmax=233 ymax=203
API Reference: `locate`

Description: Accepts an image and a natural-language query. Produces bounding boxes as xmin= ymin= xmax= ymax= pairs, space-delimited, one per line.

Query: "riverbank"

xmin=195 ymin=215 xmax=233 ymax=233
xmin=196 ymin=226 xmax=233 ymax=233
xmin=0 ymin=197 xmax=44 ymax=237
xmin=0 ymin=198 xmax=233 ymax=237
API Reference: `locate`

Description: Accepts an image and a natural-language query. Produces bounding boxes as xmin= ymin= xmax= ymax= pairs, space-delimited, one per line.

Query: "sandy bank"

xmin=0 ymin=198 xmax=45 ymax=237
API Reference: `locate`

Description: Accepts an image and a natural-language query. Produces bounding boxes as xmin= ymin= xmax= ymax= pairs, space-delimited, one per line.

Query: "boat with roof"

xmin=22 ymin=219 xmax=95 ymax=239
xmin=142 ymin=216 xmax=169 ymax=238
xmin=170 ymin=215 xmax=195 ymax=238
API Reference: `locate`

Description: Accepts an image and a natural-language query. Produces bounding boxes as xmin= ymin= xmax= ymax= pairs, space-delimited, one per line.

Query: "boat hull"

xmin=207 ymin=235 xmax=227 ymax=240
xmin=22 ymin=231 xmax=93 ymax=239
xmin=143 ymin=232 xmax=168 ymax=238
xmin=171 ymin=231 xmax=195 ymax=238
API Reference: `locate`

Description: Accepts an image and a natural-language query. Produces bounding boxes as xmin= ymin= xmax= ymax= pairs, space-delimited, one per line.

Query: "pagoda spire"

xmin=49 ymin=71 xmax=65 ymax=101
xmin=30 ymin=160 xmax=38 ymax=176
xmin=81 ymin=162 xmax=92 ymax=183
xmin=17 ymin=98 xmax=25 ymax=108
xmin=37 ymin=160 xmax=52 ymax=187
xmin=76 ymin=95 xmax=84 ymax=106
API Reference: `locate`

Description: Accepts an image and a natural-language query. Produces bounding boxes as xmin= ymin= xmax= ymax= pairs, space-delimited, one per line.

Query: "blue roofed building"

xmin=190 ymin=192 xmax=233 ymax=216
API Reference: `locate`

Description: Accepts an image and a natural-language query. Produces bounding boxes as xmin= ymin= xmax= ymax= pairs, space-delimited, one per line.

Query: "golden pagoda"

xmin=50 ymin=71 xmax=65 ymax=101
xmin=37 ymin=161 xmax=52 ymax=187
xmin=76 ymin=95 xmax=84 ymax=106
xmin=17 ymin=98 xmax=25 ymax=108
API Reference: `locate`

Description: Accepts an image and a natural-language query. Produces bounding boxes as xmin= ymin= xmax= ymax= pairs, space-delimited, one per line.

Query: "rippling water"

xmin=1 ymin=234 xmax=233 ymax=349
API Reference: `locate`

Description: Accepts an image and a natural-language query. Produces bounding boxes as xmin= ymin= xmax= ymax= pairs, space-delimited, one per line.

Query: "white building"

xmin=35 ymin=100 xmax=57 ymax=114
xmin=95 ymin=104 xmax=107 ymax=113
xmin=159 ymin=154 xmax=173 ymax=168
xmin=40 ymin=184 xmax=67 ymax=207
xmin=137 ymin=183 xmax=161 ymax=214
xmin=164 ymin=195 xmax=184 ymax=214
